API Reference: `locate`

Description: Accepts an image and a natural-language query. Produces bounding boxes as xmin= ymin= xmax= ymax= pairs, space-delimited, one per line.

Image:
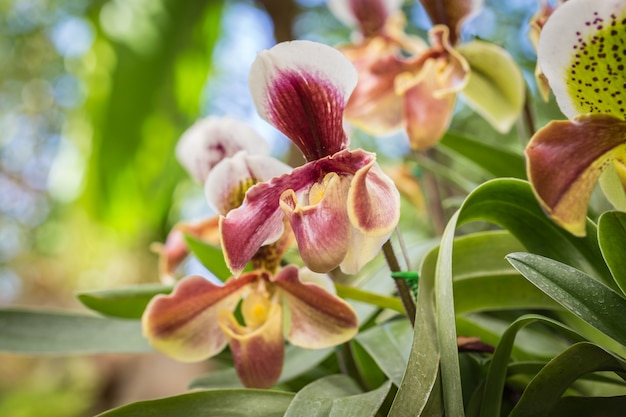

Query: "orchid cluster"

xmin=331 ymin=0 xmax=524 ymax=150
xmin=142 ymin=39 xmax=400 ymax=388
xmin=7 ymin=0 xmax=626 ymax=414
xmin=140 ymin=0 xmax=626 ymax=399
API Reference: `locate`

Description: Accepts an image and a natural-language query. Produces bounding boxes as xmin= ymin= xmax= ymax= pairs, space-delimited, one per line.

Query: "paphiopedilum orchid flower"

xmin=219 ymin=40 xmax=401 ymax=276
xmin=154 ymin=117 xmax=291 ymax=282
xmin=525 ymin=0 xmax=626 ymax=236
xmin=329 ymin=0 xmax=524 ymax=150
xmin=143 ymin=262 xmax=358 ymax=388
xmin=176 ymin=116 xmax=270 ymax=184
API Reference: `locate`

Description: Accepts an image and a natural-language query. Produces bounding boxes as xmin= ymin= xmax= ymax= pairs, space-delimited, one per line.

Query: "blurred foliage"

xmin=0 ymin=0 xmax=227 ymax=415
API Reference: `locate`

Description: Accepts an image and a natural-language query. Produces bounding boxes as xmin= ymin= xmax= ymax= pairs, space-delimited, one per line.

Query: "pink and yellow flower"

xmin=154 ymin=116 xmax=291 ymax=282
xmin=525 ymin=0 xmax=626 ymax=236
xmin=144 ymin=111 xmax=359 ymax=388
xmin=329 ymin=0 xmax=524 ymax=150
xmin=219 ymin=40 xmax=401 ymax=275
xmin=143 ymin=264 xmax=358 ymax=388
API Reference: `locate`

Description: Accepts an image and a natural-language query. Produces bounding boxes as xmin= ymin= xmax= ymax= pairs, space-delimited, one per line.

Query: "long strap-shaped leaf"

xmin=95 ymin=389 xmax=295 ymax=417
xmin=391 ymin=178 xmax=613 ymax=416
xmin=506 ymin=252 xmax=626 ymax=347
xmin=479 ymin=314 xmax=585 ymax=417
xmin=510 ymin=342 xmax=626 ymax=417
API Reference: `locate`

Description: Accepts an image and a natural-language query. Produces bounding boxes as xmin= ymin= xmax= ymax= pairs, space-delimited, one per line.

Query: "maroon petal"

xmin=220 ymin=149 xmax=375 ymax=275
xmin=272 ymin=265 xmax=358 ymax=348
xmin=249 ymin=40 xmax=357 ymax=161
xmin=142 ymin=272 xmax=258 ymax=362
xmin=218 ymin=301 xmax=284 ymax=389
xmin=526 ymin=114 xmax=626 ymax=235
xmin=280 ymin=173 xmax=352 ymax=273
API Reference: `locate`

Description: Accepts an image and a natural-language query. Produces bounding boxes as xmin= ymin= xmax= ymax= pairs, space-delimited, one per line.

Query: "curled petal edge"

xmin=525 ymin=114 xmax=626 ymax=236
xmin=142 ymin=273 xmax=257 ymax=362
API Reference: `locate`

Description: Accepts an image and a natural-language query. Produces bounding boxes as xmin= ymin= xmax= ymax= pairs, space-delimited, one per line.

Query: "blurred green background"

xmin=0 ymin=0 xmax=548 ymax=415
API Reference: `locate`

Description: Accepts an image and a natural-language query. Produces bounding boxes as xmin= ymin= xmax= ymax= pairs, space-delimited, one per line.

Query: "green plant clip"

xmin=391 ymin=271 xmax=420 ymax=300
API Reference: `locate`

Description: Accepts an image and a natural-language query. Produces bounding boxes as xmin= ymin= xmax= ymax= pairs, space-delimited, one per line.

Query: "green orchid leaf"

xmin=184 ymin=234 xmax=232 ymax=281
xmin=434 ymin=211 xmax=465 ymax=417
xmin=329 ymin=380 xmax=392 ymax=417
xmin=507 ymin=252 xmax=626 ymax=346
xmin=456 ymin=40 xmax=525 ymax=134
xmin=432 ymin=229 xmax=558 ymax=313
xmin=454 ymin=273 xmax=559 ymax=314
xmin=388 ymin=241 xmax=441 ymax=417
xmin=479 ymin=314 xmax=584 ymax=417
xmin=598 ymin=211 xmax=626 ymax=296
xmin=95 ymin=389 xmax=294 ymax=417
xmin=509 ymin=342 xmax=626 ymax=417
xmin=349 ymin=341 xmax=388 ymax=390
xmin=189 ymin=345 xmax=333 ymax=389
xmin=440 ymin=131 xmax=526 ymax=179
xmin=445 ymin=230 xmax=524 ymax=279
xmin=392 ymin=178 xmax=612 ymax=416
xmin=0 ymin=308 xmax=151 ymax=354
xmin=355 ymin=319 xmax=412 ymax=386
xmin=76 ymin=284 xmax=173 ymax=319
xmin=458 ymin=179 xmax=614 ymax=290
xmin=283 ymin=374 xmax=389 ymax=417
xmin=456 ymin=314 xmax=571 ymax=362
xmin=551 ymin=395 xmax=626 ymax=417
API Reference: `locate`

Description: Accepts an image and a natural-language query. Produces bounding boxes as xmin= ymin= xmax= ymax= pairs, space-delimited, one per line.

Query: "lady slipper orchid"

xmin=176 ymin=116 xmax=269 ymax=184
xmin=155 ymin=117 xmax=291 ymax=282
xmin=219 ymin=40 xmax=401 ymax=276
xmin=525 ymin=0 xmax=626 ymax=236
xmin=329 ymin=0 xmax=524 ymax=150
xmin=143 ymin=264 xmax=358 ymax=388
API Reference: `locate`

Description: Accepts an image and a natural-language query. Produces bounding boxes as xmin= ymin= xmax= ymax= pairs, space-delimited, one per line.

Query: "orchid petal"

xmin=537 ymin=0 xmax=626 ymax=120
xmin=176 ymin=116 xmax=269 ymax=183
xmin=218 ymin=301 xmax=284 ymax=389
xmin=343 ymin=40 xmax=406 ymax=135
xmin=249 ymin=40 xmax=357 ymax=161
xmin=272 ymin=265 xmax=358 ymax=349
xmin=419 ymin=0 xmax=483 ymax=45
xmin=220 ymin=149 xmax=375 ymax=275
xmin=457 ymin=40 xmax=525 ymax=133
xmin=327 ymin=0 xmax=403 ymax=36
xmin=526 ymin=114 xmax=626 ymax=236
xmin=340 ymin=228 xmax=390 ymax=275
xmin=205 ymin=151 xmax=292 ymax=215
xmin=153 ymin=217 xmax=220 ymax=283
xmin=297 ymin=267 xmax=337 ymax=294
xmin=401 ymin=62 xmax=458 ymax=150
xmin=348 ymin=161 xmax=400 ymax=235
xmin=142 ymin=273 xmax=257 ymax=362
xmin=280 ymin=172 xmax=352 ymax=273
xmin=599 ymin=159 xmax=626 ymax=212
xmin=397 ymin=26 xmax=469 ymax=149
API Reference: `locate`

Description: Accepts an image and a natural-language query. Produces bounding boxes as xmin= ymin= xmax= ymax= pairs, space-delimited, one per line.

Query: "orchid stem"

xmin=517 ymin=88 xmax=536 ymax=148
xmin=382 ymin=240 xmax=416 ymax=326
xmin=415 ymin=149 xmax=446 ymax=235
